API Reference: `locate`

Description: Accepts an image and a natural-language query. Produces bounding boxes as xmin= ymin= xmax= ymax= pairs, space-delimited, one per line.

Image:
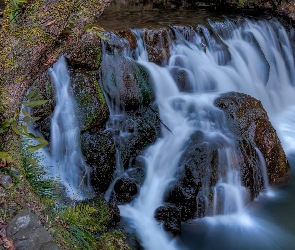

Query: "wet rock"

xmin=120 ymin=107 xmax=161 ymax=170
xmin=236 ymin=138 xmax=264 ymax=200
xmin=155 ymin=206 xmax=181 ymax=236
xmin=71 ymin=71 xmax=109 ymax=131
xmin=214 ymin=92 xmax=290 ymax=186
xmin=30 ymin=71 xmax=55 ymax=120
xmin=101 ymin=57 xmax=153 ymax=110
xmin=66 ymin=31 xmax=102 ymax=71
xmin=114 ymin=30 xmax=138 ymax=50
xmin=104 ymin=30 xmax=137 ymax=54
xmin=6 ymin=208 xmax=58 ymax=250
xmin=81 ymin=129 xmax=116 ymax=194
xmin=114 ymin=177 xmax=138 ymax=204
xmin=166 ymin=131 xmax=219 ymax=220
xmin=144 ymin=27 xmax=174 ymax=64
xmin=107 ymin=202 xmax=121 ymax=229
xmin=0 ymin=174 xmax=12 ymax=188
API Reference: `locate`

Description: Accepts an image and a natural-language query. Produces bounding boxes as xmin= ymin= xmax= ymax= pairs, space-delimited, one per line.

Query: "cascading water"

xmin=48 ymin=57 xmax=92 ymax=200
xmin=99 ymin=17 xmax=295 ymax=249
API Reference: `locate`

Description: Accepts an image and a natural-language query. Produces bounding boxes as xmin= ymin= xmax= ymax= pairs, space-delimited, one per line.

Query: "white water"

xmin=48 ymin=57 xmax=92 ymax=200
xmin=115 ymin=18 xmax=295 ymax=249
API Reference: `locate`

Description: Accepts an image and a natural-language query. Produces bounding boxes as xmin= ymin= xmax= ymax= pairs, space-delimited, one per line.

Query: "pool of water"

xmin=179 ymin=153 xmax=295 ymax=250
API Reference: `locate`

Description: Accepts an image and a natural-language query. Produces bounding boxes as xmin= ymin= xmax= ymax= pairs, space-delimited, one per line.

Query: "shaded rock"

xmin=40 ymin=241 xmax=59 ymax=250
xmin=214 ymin=92 xmax=290 ymax=185
xmin=155 ymin=206 xmax=181 ymax=236
xmin=30 ymin=71 xmax=55 ymax=120
xmin=66 ymin=31 xmax=102 ymax=71
xmin=166 ymin=131 xmax=219 ymax=220
xmin=71 ymin=71 xmax=109 ymax=131
xmin=114 ymin=177 xmax=138 ymax=204
xmin=81 ymin=129 xmax=116 ymax=194
xmin=104 ymin=30 xmax=137 ymax=54
xmin=6 ymin=208 xmax=58 ymax=250
xmin=100 ymin=57 xmax=153 ymax=110
xmin=144 ymin=27 xmax=174 ymax=64
xmin=107 ymin=202 xmax=121 ymax=229
xmin=114 ymin=30 xmax=138 ymax=50
xmin=0 ymin=174 xmax=12 ymax=188
xmin=120 ymin=106 xmax=161 ymax=170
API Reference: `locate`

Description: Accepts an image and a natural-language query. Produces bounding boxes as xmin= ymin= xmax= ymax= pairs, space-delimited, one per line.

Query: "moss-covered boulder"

xmin=71 ymin=71 xmax=109 ymax=131
xmin=66 ymin=31 xmax=102 ymax=71
xmin=214 ymin=92 xmax=290 ymax=185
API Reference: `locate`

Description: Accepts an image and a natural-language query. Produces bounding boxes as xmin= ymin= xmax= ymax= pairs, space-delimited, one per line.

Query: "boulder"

xmin=100 ymin=57 xmax=154 ymax=110
xmin=154 ymin=206 xmax=181 ymax=236
xmin=0 ymin=174 xmax=12 ymax=188
xmin=113 ymin=177 xmax=138 ymax=204
xmin=214 ymin=92 xmax=290 ymax=185
xmin=66 ymin=30 xmax=102 ymax=71
xmin=81 ymin=129 xmax=116 ymax=194
xmin=71 ymin=71 xmax=109 ymax=131
xmin=6 ymin=208 xmax=58 ymax=250
xmin=165 ymin=92 xmax=281 ymax=221
xmin=144 ymin=27 xmax=174 ymax=64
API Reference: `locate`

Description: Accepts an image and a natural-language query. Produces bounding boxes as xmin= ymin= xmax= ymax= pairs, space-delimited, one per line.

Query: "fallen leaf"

xmin=45 ymin=19 xmax=56 ymax=26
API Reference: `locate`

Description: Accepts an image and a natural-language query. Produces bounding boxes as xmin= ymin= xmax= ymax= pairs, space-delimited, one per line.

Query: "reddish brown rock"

xmin=214 ymin=92 xmax=290 ymax=186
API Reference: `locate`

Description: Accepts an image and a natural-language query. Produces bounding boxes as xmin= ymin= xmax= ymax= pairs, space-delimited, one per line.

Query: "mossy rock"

xmin=71 ymin=70 xmax=109 ymax=131
xmin=81 ymin=128 xmax=116 ymax=194
xmin=98 ymin=231 xmax=131 ymax=250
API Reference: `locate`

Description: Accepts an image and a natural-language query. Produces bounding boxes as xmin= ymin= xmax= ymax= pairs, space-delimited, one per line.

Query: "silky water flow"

xmin=99 ymin=18 xmax=295 ymax=250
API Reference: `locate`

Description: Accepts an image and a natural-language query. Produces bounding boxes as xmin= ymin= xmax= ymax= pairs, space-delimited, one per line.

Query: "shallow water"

xmin=179 ymin=154 xmax=295 ymax=250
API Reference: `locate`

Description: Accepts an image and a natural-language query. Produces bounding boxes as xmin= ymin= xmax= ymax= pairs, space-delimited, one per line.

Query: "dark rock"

xmin=120 ymin=107 xmax=161 ymax=171
xmin=71 ymin=71 xmax=109 ymax=131
xmin=165 ymin=131 xmax=219 ymax=220
xmin=6 ymin=208 xmax=58 ymax=250
xmin=40 ymin=241 xmax=59 ymax=250
xmin=30 ymin=72 xmax=55 ymax=120
xmin=66 ymin=31 xmax=102 ymax=71
xmin=104 ymin=30 xmax=137 ymax=54
xmin=214 ymin=92 xmax=290 ymax=186
xmin=81 ymin=129 xmax=116 ymax=194
xmin=144 ymin=28 xmax=174 ymax=64
xmin=114 ymin=30 xmax=138 ymax=50
xmin=155 ymin=206 xmax=181 ymax=236
xmin=114 ymin=177 xmax=138 ymax=204
xmin=0 ymin=174 xmax=12 ymax=188
xmin=100 ymin=57 xmax=153 ymax=110
xmin=107 ymin=202 xmax=121 ymax=229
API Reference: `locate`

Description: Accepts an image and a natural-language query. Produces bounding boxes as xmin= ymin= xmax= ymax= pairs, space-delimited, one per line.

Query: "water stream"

xmin=99 ymin=17 xmax=295 ymax=249
xmin=29 ymin=13 xmax=295 ymax=249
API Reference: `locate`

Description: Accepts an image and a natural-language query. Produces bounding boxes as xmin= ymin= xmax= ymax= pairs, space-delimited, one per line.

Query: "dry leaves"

xmin=0 ymin=223 xmax=14 ymax=250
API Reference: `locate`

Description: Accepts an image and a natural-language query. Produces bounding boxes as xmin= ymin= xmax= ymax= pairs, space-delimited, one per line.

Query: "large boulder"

xmin=166 ymin=92 xmax=287 ymax=221
xmin=71 ymin=71 xmax=109 ymax=131
xmin=154 ymin=206 xmax=181 ymax=237
xmin=214 ymin=92 xmax=290 ymax=185
xmin=6 ymin=208 xmax=58 ymax=250
xmin=81 ymin=128 xmax=116 ymax=194
xmin=100 ymin=57 xmax=154 ymax=110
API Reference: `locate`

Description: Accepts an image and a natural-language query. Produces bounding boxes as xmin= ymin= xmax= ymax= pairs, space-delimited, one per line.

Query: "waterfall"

xmin=98 ymin=18 xmax=295 ymax=249
xmin=48 ymin=56 xmax=92 ymax=200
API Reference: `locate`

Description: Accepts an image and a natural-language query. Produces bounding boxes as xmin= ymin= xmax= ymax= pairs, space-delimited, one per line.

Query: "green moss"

xmin=85 ymin=112 xmax=97 ymax=131
xmin=94 ymin=81 xmax=106 ymax=105
xmin=98 ymin=231 xmax=131 ymax=250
